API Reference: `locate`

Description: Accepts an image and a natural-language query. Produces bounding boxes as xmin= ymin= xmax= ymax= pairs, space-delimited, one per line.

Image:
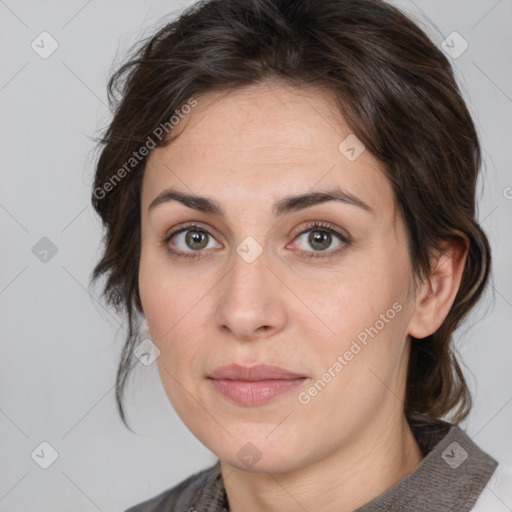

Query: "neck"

xmin=221 ymin=414 xmax=425 ymax=512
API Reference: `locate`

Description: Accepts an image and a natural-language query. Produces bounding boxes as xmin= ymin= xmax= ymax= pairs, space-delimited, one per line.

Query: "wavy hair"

xmin=90 ymin=0 xmax=491 ymax=428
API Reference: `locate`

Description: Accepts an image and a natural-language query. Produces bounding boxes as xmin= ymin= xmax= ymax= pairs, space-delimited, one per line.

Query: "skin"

xmin=138 ymin=80 xmax=468 ymax=512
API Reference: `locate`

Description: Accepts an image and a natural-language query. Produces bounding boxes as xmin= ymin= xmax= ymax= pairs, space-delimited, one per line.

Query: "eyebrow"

xmin=148 ymin=187 xmax=374 ymax=217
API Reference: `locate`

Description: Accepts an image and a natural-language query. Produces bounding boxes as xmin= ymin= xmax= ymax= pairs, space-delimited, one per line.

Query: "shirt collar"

xmin=356 ymin=418 xmax=498 ymax=511
xmin=192 ymin=418 xmax=498 ymax=511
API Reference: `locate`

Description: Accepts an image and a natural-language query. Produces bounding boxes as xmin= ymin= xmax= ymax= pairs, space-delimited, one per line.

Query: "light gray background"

xmin=0 ymin=0 xmax=511 ymax=511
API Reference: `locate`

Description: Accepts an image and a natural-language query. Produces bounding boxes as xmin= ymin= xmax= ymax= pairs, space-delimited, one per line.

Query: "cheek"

xmin=139 ymin=245 xmax=194 ymax=330
xmin=305 ymin=270 xmax=393 ymax=336
xmin=300 ymin=250 xmax=412 ymax=374
xmin=139 ymin=255 xmax=180 ymax=367
xmin=138 ymin=253 xmax=209 ymax=377
xmin=298 ymin=296 xmax=409 ymax=426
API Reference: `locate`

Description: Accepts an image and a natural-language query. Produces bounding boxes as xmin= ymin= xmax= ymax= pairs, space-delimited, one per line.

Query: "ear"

xmin=407 ymin=234 xmax=469 ymax=339
xmin=140 ymin=316 xmax=151 ymax=337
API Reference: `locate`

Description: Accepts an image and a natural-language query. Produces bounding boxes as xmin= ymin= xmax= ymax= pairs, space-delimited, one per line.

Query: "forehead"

xmin=142 ymin=81 xmax=393 ymax=218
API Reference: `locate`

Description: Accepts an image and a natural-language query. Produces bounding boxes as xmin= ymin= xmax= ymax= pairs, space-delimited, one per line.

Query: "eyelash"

xmin=162 ymin=221 xmax=351 ymax=260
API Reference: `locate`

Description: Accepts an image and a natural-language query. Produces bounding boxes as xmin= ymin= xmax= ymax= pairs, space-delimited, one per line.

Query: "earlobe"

xmin=140 ymin=316 xmax=151 ymax=337
xmin=407 ymin=235 xmax=469 ymax=339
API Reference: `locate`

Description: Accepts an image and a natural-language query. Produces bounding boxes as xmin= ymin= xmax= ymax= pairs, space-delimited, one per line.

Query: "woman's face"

xmin=139 ymin=81 xmax=420 ymax=473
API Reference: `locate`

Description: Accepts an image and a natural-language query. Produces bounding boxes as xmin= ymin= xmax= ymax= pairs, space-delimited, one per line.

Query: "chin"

xmin=202 ymin=428 xmax=308 ymax=474
xmin=220 ymin=449 xmax=305 ymax=475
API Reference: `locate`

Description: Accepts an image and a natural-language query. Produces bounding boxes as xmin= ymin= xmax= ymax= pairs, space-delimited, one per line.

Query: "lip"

xmin=207 ymin=364 xmax=307 ymax=406
xmin=209 ymin=363 xmax=305 ymax=381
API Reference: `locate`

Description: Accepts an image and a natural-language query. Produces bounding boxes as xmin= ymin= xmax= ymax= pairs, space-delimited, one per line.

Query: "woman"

xmin=90 ymin=0 xmax=512 ymax=510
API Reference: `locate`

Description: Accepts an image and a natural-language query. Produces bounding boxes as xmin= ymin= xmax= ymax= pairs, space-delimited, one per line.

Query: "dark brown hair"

xmin=90 ymin=0 xmax=491 ymax=428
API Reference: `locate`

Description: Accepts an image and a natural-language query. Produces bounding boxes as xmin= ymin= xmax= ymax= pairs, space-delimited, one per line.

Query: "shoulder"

xmin=471 ymin=463 xmax=512 ymax=511
xmin=124 ymin=462 xmax=221 ymax=512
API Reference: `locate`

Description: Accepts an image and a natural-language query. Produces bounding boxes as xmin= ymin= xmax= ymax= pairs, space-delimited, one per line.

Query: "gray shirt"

xmin=125 ymin=418 xmax=498 ymax=511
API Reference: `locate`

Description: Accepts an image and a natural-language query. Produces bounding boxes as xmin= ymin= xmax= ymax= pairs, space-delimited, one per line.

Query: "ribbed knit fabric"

xmin=125 ymin=419 xmax=499 ymax=512
xmin=356 ymin=418 xmax=498 ymax=511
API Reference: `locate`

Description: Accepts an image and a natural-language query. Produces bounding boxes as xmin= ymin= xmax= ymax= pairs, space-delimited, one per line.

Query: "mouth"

xmin=207 ymin=364 xmax=307 ymax=406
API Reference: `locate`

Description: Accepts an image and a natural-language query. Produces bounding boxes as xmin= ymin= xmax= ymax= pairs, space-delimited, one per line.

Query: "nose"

xmin=214 ymin=248 xmax=288 ymax=341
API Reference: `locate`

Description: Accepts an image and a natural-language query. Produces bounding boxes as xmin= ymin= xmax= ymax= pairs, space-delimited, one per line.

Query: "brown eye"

xmin=164 ymin=224 xmax=222 ymax=259
xmin=307 ymin=230 xmax=333 ymax=251
xmin=292 ymin=221 xmax=350 ymax=259
xmin=295 ymin=228 xmax=341 ymax=253
xmin=184 ymin=230 xmax=209 ymax=250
